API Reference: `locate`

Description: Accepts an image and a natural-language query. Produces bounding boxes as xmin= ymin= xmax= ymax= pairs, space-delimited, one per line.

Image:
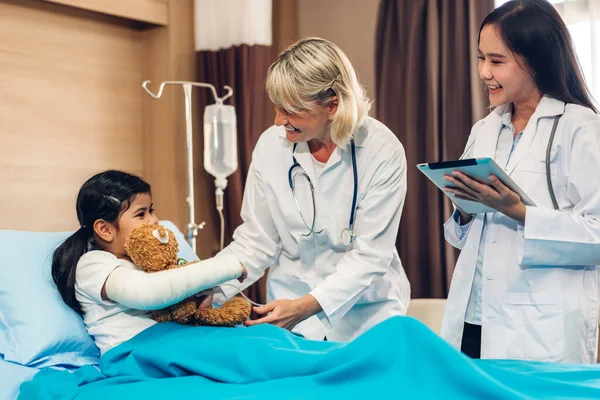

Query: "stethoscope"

xmin=460 ymin=114 xmax=561 ymax=210
xmin=288 ymin=140 xmax=358 ymax=246
xmin=546 ymin=115 xmax=560 ymax=210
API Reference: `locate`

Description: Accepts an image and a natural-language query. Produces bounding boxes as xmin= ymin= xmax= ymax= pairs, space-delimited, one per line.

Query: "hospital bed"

xmin=0 ymin=221 xmax=196 ymax=399
xmin=0 ymin=358 xmax=39 ymax=400
xmin=3 ymin=222 xmax=600 ymax=400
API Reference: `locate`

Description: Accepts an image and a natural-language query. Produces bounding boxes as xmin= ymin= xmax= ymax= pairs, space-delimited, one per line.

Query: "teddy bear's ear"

xmin=152 ymin=226 xmax=170 ymax=244
xmin=125 ymin=223 xmax=179 ymax=272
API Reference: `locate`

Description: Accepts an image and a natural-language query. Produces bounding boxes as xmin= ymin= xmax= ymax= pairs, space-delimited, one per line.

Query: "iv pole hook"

xmin=142 ymin=80 xmax=233 ymax=252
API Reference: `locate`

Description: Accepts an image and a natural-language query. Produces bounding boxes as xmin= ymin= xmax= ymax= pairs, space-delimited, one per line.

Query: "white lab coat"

xmin=441 ymin=96 xmax=600 ymax=363
xmin=215 ymin=116 xmax=411 ymax=341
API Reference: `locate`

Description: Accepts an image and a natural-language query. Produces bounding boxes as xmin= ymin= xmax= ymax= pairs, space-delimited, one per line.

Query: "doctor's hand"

xmin=443 ymin=171 xmax=526 ymax=224
xmin=243 ymin=294 xmax=323 ymax=331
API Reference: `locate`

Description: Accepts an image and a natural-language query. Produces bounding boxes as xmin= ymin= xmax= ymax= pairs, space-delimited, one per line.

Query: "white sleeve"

xmin=75 ymin=250 xmax=124 ymax=305
xmin=213 ymin=158 xmax=282 ymax=303
xmin=441 ymin=124 xmax=479 ymax=249
xmin=309 ymin=145 xmax=406 ymax=327
xmin=443 ymin=208 xmax=474 ymax=250
xmin=517 ymin=122 xmax=600 ymax=266
xmin=104 ymin=253 xmax=243 ymax=310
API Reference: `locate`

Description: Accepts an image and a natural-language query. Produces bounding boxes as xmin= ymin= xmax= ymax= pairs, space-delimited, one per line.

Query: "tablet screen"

xmin=426 ymin=158 xmax=477 ymax=170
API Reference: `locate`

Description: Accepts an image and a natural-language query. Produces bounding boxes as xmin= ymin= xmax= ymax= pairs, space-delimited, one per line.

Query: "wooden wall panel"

xmin=0 ymin=0 xmax=145 ymax=231
xmin=272 ymin=0 xmax=299 ymax=55
xmin=0 ymin=0 xmax=217 ymax=258
xmin=45 ymin=0 xmax=169 ymax=26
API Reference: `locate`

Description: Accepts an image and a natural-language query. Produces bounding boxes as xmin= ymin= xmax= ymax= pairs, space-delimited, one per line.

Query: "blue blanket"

xmin=19 ymin=317 xmax=600 ymax=399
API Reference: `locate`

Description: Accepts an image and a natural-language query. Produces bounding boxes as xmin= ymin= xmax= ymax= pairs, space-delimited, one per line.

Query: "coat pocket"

xmin=505 ymin=292 xmax=564 ymax=360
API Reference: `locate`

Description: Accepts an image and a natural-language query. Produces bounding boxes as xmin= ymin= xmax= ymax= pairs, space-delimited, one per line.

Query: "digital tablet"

xmin=417 ymin=157 xmax=536 ymax=214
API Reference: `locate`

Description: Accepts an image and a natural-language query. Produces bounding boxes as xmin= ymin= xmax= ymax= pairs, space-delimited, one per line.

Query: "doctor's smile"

xmin=284 ymin=123 xmax=301 ymax=138
xmin=487 ymin=84 xmax=502 ymax=94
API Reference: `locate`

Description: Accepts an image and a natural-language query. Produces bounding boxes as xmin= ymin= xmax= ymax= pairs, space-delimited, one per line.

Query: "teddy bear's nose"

xmin=152 ymin=227 xmax=170 ymax=244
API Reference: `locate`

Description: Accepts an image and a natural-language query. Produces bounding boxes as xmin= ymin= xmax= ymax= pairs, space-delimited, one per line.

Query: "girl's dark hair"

xmin=52 ymin=170 xmax=151 ymax=314
xmin=481 ymin=0 xmax=597 ymax=113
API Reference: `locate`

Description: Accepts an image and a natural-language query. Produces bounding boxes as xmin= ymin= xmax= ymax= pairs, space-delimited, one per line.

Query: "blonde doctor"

xmin=212 ymin=37 xmax=410 ymax=341
xmin=442 ymin=0 xmax=600 ymax=363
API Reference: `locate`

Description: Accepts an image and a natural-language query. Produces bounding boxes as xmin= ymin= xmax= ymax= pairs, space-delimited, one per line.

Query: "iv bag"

xmin=203 ymin=103 xmax=238 ymax=190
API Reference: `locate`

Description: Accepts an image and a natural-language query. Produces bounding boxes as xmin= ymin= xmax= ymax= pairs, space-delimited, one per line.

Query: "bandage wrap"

xmin=105 ymin=253 xmax=242 ymax=310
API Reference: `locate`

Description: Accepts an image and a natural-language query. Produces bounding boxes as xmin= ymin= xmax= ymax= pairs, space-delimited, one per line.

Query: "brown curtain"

xmin=195 ymin=1 xmax=299 ymax=306
xmin=195 ymin=45 xmax=273 ymax=305
xmin=375 ymin=0 xmax=493 ymax=298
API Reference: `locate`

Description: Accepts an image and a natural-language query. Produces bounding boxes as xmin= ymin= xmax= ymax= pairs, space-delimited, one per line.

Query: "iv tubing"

xmin=220 ymin=283 xmax=265 ymax=307
xmin=216 ymin=188 xmax=225 ymax=251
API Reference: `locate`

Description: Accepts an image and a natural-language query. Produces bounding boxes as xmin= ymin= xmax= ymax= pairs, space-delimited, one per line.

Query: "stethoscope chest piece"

xmin=341 ymin=227 xmax=356 ymax=247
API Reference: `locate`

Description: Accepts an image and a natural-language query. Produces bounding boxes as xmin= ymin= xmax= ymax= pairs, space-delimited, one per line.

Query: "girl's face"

xmin=478 ymin=24 xmax=541 ymax=108
xmin=273 ymin=99 xmax=338 ymax=144
xmin=96 ymin=193 xmax=159 ymax=259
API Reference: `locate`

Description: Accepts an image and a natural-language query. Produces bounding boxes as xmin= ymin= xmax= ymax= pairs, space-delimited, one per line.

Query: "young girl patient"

xmin=51 ymin=170 xmax=247 ymax=355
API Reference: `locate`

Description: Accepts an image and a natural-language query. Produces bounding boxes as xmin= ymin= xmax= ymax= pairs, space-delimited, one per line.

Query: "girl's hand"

xmin=244 ymin=295 xmax=322 ymax=331
xmin=443 ymin=171 xmax=526 ymax=224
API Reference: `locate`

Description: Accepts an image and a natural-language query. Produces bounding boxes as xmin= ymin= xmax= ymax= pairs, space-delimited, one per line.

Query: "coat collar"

xmin=276 ymin=118 xmax=367 ymax=177
xmin=476 ymin=95 xmax=565 ymax=175
xmin=490 ymin=95 xmax=565 ymax=122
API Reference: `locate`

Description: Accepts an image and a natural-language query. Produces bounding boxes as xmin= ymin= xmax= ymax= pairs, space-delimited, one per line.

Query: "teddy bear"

xmin=124 ymin=223 xmax=251 ymax=327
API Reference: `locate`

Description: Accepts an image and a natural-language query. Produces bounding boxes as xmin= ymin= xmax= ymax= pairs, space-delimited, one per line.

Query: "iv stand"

xmin=142 ymin=80 xmax=234 ymax=253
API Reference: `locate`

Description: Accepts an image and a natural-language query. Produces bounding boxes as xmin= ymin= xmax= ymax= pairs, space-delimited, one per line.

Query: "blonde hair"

xmin=265 ymin=37 xmax=371 ymax=147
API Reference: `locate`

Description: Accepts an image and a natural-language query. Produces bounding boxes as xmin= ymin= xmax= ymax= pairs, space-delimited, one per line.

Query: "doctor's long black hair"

xmin=482 ymin=0 xmax=598 ymax=113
